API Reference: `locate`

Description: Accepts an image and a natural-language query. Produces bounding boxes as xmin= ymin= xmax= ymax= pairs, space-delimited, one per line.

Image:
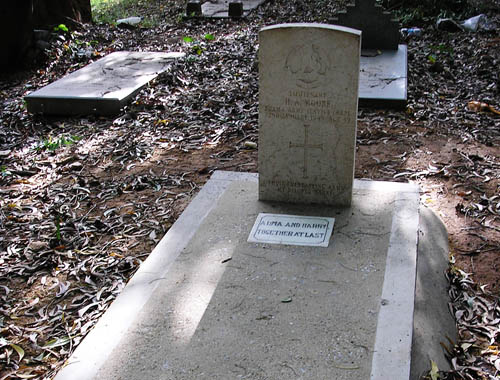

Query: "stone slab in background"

xmin=25 ymin=51 xmax=184 ymax=116
xmin=359 ymin=45 xmax=407 ymax=108
xmin=328 ymin=0 xmax=407 ymax=108
xmin=53 ymin=171 xmax=426 ymax=380
xmin=258 ymin=23 xmax=360 ymax=206
xmin=186 ymin=0 xmax=267 ymax=18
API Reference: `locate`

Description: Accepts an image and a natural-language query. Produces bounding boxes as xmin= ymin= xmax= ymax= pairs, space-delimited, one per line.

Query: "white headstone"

xmin=258 ymin=23 xmax=361 ymax=206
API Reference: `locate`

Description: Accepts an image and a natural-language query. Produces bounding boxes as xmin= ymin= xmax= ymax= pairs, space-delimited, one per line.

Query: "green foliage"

xmin=182 ymin=34 xmax=216 ymax=56
xmin=91 ymin=0 xmax=159 ymax=27
xmin=379 ymin=0 xmax=472 ymax=25
xmin=37 ymin=135 xmax=82 ymax=152
xmin=0 ymin=338 xmax=24 ymax=362
xmin=55 ymin=218 xmax=62 ymax=241
xmin=0 ymin=166 xmax=11 ymax=178
xmin=54 ymin=24 xmax=69 ymax=33
xmin=427 ymin=44 xmax=454 ymax=64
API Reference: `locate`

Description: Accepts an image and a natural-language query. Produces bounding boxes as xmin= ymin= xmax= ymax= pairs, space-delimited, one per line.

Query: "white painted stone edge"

xmin=370 ymin=189 xmax=420 ymax=380
xmin=53 ymin=170 xmax=238 ymax=380
xmin=54 ymin=170 xmax=419 ymax=380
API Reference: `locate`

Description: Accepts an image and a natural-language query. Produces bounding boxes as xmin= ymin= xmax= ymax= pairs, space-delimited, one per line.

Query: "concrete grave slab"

xmin=328 ymin=0 xmax=407 ymax=108
xmin=186 ymin=0 xmax=267 ymax=18
xmin=25 ymin=51 xmax=184 ymax=115
xmin=258 ymin=24 xmax=361 ymax=206
xmin=359 ymin=45 xmax=408 ymax=108
xmin=50 ymin=171 xmax=449 ymax=380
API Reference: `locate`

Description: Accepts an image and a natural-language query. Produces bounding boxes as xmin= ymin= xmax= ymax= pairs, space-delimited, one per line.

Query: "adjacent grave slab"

xmin=329 ymin=0 xmax=407 ymax=108
xmin=25 ymin=51 xmax=184 ymax=115
xmin=53 ymin=171 xmax=432 ymax=380
xmin=258 ymin=24 xmax=361 ymax=206
xmin=186 ymin=0 xmax=267 ymax=18
xmin=359 ymin=45 xmax=407 ymax=108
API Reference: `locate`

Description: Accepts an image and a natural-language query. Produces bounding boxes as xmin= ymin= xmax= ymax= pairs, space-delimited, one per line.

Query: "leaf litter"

xmin=0 ymin=0 xmax=499 ymax=379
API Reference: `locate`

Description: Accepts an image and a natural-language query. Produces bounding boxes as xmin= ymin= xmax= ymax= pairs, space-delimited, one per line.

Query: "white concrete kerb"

xmin=370 ymin=190 xmax=420 ymax=380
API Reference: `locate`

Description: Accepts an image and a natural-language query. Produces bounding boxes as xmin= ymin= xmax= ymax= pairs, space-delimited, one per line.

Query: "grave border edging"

xmin=54 ymin=171 xmax=419 ymax=380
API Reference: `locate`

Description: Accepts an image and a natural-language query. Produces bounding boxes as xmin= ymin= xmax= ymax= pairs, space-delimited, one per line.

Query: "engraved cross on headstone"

xmin=289 ymin=124 xmax=323 ymax=179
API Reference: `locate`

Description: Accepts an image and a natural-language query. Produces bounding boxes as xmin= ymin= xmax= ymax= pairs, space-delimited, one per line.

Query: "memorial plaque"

xmin=248 ymin=213 xmax=335 ymax=247
xmin=258 ymin=23 xmax=361 ymax=206
xmin=359 ymin=46 xmax=407 ymax=108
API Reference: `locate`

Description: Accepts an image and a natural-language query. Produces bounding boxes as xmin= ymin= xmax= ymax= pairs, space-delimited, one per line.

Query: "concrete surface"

xmin=25 ymin=51 xmax=184 ymax=115
xmin=53 ymin=172 xmax=449 ymax=380
xmin=359 ymin=45 xmax=407 ymax=109
xmin=411 ymin=206 xmax=456 ymax=379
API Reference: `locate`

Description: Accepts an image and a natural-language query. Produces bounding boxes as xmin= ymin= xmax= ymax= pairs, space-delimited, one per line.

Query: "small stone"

xmin=29 ymin=241 xmax=49 ymax=252
xmin=69 ymin=161 xmax=83 ymax=171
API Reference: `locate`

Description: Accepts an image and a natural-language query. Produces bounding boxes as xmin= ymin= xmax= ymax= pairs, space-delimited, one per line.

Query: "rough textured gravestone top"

xmin=331 ymin=0 xmax=400 ymax=50
xmin=25 ymin=51 xmax=184 ymax=115
xmin=258 ymin=23 xmax=361 ymax=206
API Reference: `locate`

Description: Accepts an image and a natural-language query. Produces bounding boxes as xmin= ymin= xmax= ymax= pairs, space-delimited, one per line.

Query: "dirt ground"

xmin=0 ymin=0 xmax=499 ymax=379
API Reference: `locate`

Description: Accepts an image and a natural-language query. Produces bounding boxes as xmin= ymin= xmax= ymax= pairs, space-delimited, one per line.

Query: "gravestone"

xmin=185 ymin=0 xmax=266 ymax=18
xmin=52 ymin=171 xmax=457 ymax=380
xmin=52 ymin=23 xmax=453 ymax=380
xmin=24 ymin=51 xmax=184 ymax=115
xmin=258 ymin=23 xmax=361 ymax=206
xmin=330 ymin=0 xmax=408 ymax=108
xmin=331 ymin=0 xmax=399 ymax=50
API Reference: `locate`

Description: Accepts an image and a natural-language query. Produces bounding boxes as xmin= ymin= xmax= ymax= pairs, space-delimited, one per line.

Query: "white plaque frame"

xmin=248 ymin=213 xmax=335 ymax=247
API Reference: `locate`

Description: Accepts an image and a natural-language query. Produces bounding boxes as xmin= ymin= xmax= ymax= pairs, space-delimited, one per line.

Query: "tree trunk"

xmin=0 ymin=0 xmax=92 ymax=70
xmin=33 ymin=0 xmax=92 ymax=28
xmin=0 ymin=1 xmax=34 ymax=70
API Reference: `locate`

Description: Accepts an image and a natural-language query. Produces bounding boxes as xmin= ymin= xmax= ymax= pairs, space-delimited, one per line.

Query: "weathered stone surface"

xmin=191 ymin=0 xmax=266 ymax=18
xmin=52 ymin=171 xmax=428 ymax=380
xmin=258 ymin=23 xmax=360 ymax=206
xmin=359 ymin=45 xmax=407 ymax=108
xmin=25 ymin=51 xmax=184 ymax=115
xmin=330 ymin=0 xmax=400 ymax=50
